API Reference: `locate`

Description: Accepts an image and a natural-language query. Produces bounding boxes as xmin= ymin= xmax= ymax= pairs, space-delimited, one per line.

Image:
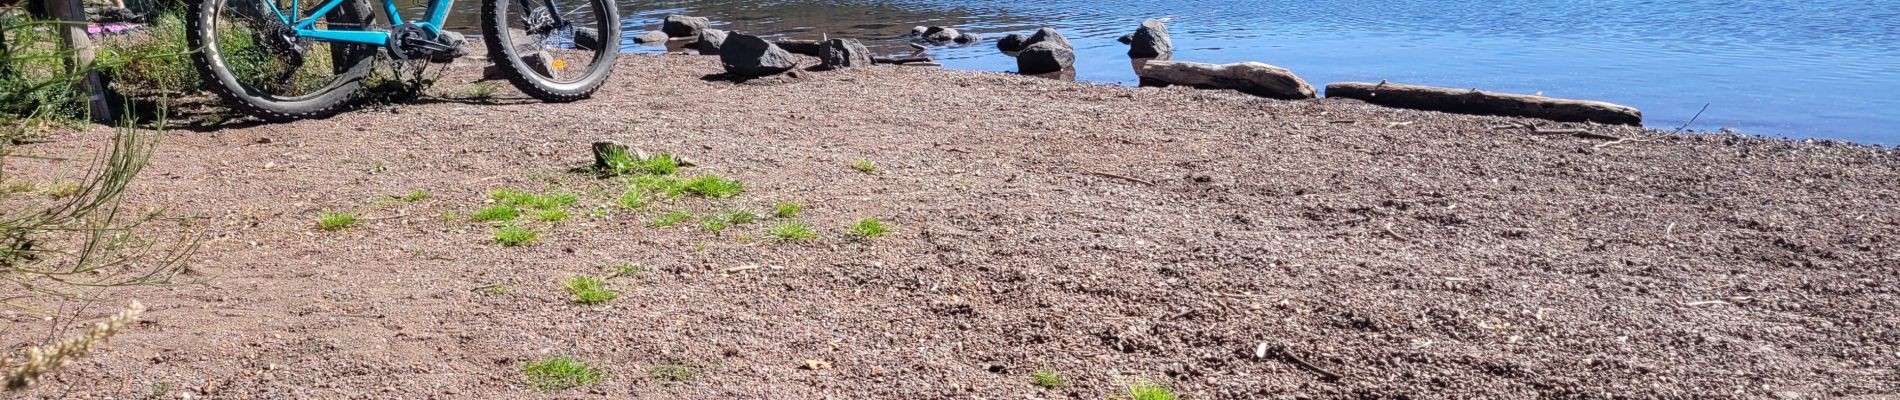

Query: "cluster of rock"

xmin=634 ymin=15 xmax=900 ymax=78
xmin=996 ymin=28 xmax=1076 ymax=75
xmin=626 ymin=15 xmax=1640 ymax=124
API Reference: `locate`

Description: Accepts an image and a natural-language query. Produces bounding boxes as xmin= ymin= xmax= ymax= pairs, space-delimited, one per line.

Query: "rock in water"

xmin=821 ymin=38 xmax=874 ymax=69
xmin=997 ymin=34 xmax=1030 ymax=52
xmin=720 ymin=33 xmax=798 ymax=76
xmin=694 ymin=29 xmax=729 ymax=55
xmin=573 ymin=27 xmax=601 ymax=50
xmin=910 ymin=26 xmax=928 ymax=36
xmin=1118 ymin=33 xmax=1134 ymax=45
xmin=924 ymin=26 xmax=960 ymax=42
xmin=1137 ymin=60 xmax=1316 ymax=100
xmin=1128 ymin=19 xmax=1172 ymax=58
xmin=953 ymin=32 xmax=981 ymax=44
xmin=631 ymin=30 xmax=668 ymax=45
xmin=1022 ymin=28 xmax=1071 ymax=49
xmin=662 ymin=15 xmax=710 ymax=37
xmin=1017 ymin=41 xmax=1075 ymax=75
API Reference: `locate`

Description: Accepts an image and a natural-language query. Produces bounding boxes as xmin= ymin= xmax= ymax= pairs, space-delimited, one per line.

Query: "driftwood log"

xmin=873 ymin=56 xmax=935 ymax=65
xmin=774 ymin=40 xmax=824 ymax=57
xmin=1325 ymin=82 xmax=1642 ymax=125
xmin=1137 ymin=61 xmax=1316 ymax=100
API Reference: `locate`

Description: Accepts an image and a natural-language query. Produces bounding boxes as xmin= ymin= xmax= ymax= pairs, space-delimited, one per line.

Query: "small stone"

xmin=694 ymin=29 xmax=729 ymax=55
xmin=719 ymin=33 xmax=798 ymax=77
xmin=1017 ymin=41 xmax=1075 ymax=75
xmin=1022 ymin=27 xmax=1071 ymax=49
xmin=820 ymin=38 xmax=874 ymax=69
xmin=996 ymin=34 xmax=1029 ymax=52
xmin=923 ymin=26 xmax=959 ymax=42
xmin=1128 ymin=18 xmax=1173 ymax=59
xmin=662 ymin=15 xmax=710 ymax=37
xmin=631 ymin=30 xmax=668 ymax=45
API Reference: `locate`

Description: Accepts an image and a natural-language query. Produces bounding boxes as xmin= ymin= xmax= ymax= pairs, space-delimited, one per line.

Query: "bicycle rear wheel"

xmin=186 ymin=0 xmax=379 ymax=121
xmin=480 ymin=0 xmax=619 ymax=102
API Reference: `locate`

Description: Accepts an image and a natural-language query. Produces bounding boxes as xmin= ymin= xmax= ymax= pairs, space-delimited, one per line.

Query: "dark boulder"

xmin=1017 ymin=41 xmax=1075 ymax=75
xmin=1023 ymin=28 xmax=1071 ymax=49
xmin=662 ymin=15 xmax=710 ymax=37
xmin=953 ymin=32 xmax=981 ymax=44
xmin=1128 ymin=19 xmax=1172 ymax=58
xmin=997 ymin=34 xmax=1030 ymax=52
xmin=821 ymin=38 xmax=874 ymax=69
xmin=573 ymin=27 xmax=602 ymax=50
xmin=720 ymin=33 xmax=798 ymax=77
xmin=694 ymin=29 xmax=730 ymax=55
xmin=1118 ymin=33 xmax=1134 ymax=45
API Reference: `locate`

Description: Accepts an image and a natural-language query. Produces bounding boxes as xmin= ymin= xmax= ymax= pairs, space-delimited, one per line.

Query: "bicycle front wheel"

xmin=481 ymin=0 xmax=620 ymax=102
xmin=186 ymin=0 xmax=379 ymax=121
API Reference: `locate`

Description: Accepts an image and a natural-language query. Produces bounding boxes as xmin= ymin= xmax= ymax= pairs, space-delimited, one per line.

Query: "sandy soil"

xmin=5 ymin=53 xmax=1899 ymax=399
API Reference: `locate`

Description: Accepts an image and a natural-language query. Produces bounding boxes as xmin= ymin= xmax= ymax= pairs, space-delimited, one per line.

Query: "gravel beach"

xmin=5 ymin=53 xmax=1898 ymax=398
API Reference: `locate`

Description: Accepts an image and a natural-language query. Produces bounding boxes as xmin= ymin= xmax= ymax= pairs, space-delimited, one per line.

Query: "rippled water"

xmin=413 ymin=0 xmax=1900 ymax=144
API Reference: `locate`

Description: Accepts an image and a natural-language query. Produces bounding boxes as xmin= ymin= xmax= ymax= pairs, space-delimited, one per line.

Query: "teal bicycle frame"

xmin=259 ymin=0 xmax=456 ymax=46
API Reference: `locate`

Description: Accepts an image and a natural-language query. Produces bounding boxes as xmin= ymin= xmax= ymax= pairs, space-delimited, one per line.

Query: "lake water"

xmin=415 ymin=0 xmax=1900 ymax=144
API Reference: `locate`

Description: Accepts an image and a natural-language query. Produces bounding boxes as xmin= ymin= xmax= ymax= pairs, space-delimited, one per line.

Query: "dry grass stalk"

xmin=3 ymin=300 xmax=146 ymax=390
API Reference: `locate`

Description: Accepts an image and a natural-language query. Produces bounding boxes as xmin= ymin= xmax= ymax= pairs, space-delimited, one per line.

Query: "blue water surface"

xmin=424 ymin=0 xmax=1900 ymax=144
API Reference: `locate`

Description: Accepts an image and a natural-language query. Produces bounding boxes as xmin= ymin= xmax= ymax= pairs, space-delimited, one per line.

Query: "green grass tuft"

xmin=398 ymin=189 xmax=430 ymax=203
xmin=649 ymin=362 xmax=700 ymax=383
xmin=601 ymin=148 xmax=680 ymax=176
xmin=652 ymin=210 xmax=694 ymax=228
xmin=631 ymin=175 xmax=688 ymax=198
xmin=851 ymin=160 xmax=878 ymax=174
xmin=617 ymin=189 xmax=649 ymax=209
xmin=1128 ymin=381 xmax=1176 ymax=400
xmin=536 ymin=209 xmax=570 ymax=222
xmin=768 ymin=221 xmax=816 ymax=241
xmin=681 ymin=175 xmax=745 ymax=198
xmin=701 ymin=209 xmax=758 ymax=232
xmin=317 ymin=212 xmax=357 ymax=230
xmin=470 ymin=204 xmax=521 ymax=222
xmin=522 ymin=356 xmax=602 ymax=391
xmin=773 ymin=202 xmax=802 ymax=218
xmin=608 ymin=263 xmax=641 ymax=278
xmin=563 ymin=275 xmax=617 ymax=304
xmin=1030 ymin=368 xmax=1065 ymax=389
xmin=848 ymin=218 xmax=889 ymax=238
xmin=492 ymin=225 xmax=539 ymax=247
xmin=491 ymin=189 xmax=577 ymax=210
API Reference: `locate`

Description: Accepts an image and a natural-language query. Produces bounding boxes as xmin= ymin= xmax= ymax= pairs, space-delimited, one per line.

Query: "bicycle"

xmin=183 ymin=0 xmax=619 ymax=121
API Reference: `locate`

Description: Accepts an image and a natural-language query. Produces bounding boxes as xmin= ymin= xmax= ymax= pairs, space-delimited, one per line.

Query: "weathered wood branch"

xmin=1136 ymin=61 xmax=1316 ymax=100
xmin=1324 ymin=82 xmax=1641 ymax=126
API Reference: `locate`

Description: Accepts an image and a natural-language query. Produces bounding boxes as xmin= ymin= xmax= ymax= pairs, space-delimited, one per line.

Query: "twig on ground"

xmin=1673 ymin=103 xmax=1712 ymax=133
xmin=1255 ymin=343 xmax=1343 ymax=382
xmin=1082 ymin=172 xmax=1155 ymax=186
xmin=1381 ymin=223 xmax=1411 ymax=242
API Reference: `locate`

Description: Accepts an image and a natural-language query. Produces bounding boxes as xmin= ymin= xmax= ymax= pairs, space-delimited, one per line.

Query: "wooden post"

xmin=43 ymin=0 xmax=118 ymax=123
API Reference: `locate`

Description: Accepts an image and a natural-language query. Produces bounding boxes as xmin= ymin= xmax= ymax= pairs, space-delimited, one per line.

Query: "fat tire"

xmin=479 ymin=0 xmax=619 ymax=102
xmin=185 ymin=0 xmax=377 ymax=122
